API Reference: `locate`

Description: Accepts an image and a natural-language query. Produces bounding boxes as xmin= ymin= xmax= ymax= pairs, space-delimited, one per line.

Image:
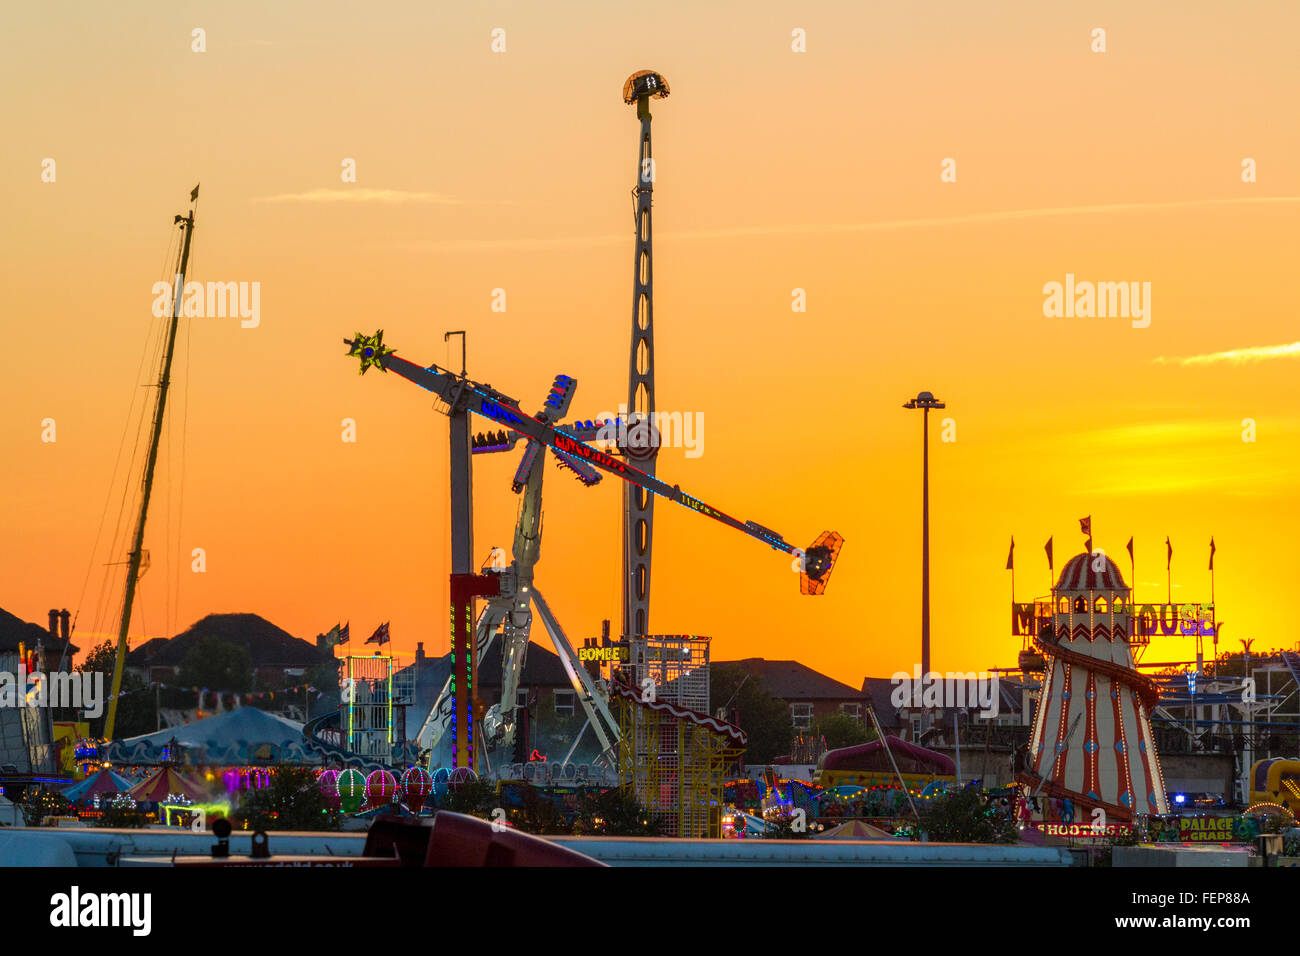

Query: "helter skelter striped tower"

xmin=1017 ymin=551 xmax=1169 ymax=821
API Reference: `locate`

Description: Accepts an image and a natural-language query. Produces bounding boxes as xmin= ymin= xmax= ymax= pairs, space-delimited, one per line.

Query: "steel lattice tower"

xmin=620 ymin=70 xmax=669 ymax=638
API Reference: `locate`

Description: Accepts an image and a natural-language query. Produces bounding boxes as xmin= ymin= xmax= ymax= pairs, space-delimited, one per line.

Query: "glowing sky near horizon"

xmin=2 ymin=1 xmax=1297 ymax=686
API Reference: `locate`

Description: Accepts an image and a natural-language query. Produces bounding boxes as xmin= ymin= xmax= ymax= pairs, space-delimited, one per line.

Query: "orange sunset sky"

xmin=2 ymin=2 xmax=1298 ymax=687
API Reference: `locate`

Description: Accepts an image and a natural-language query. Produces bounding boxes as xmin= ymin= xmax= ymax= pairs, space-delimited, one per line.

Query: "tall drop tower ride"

xmin=620 ymin=70 xmax=669 ymax=639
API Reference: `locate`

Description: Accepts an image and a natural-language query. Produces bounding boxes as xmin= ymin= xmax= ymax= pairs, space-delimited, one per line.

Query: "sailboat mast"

xmin=104 ymin=197 xmax=196 ymax=740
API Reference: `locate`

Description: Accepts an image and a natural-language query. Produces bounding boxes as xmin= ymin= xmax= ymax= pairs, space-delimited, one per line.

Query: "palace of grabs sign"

xmin=1012 ymin=602 xmax=1215 ymax=638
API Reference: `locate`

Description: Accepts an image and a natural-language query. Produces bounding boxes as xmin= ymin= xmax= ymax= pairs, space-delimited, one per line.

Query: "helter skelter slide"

xmin=1016 ymin=552 xmax=1169 ymax=823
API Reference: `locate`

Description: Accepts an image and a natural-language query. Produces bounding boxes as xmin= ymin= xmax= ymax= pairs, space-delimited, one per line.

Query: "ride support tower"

xmin=620 ymin=70 xmax=669 ymax=639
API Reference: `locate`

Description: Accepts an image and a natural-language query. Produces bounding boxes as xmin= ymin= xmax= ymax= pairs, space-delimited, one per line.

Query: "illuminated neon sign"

xmin=552 ymin=432 xmax=629 ymax=477
xmin=577 ymin=646 xmax=628 ymax=662
xmin=478 ymin=398 xmax=525 ymax=427
xmin=1012 ymin=602 xmax=1215 ymax=637
xmin=680 ymin=493 xmax=722 ymax=520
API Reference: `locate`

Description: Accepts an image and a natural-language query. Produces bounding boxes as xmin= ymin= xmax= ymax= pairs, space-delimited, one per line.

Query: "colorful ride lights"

xmin=366 ymin=769 xmax=398 ymax=808
xmin=545 ymin=374 xmax=576 ymax=411
xmin=336 ymin=768 xmax=366 ymax=814
xmin=400 ymin=766 xmax=434 ymax=814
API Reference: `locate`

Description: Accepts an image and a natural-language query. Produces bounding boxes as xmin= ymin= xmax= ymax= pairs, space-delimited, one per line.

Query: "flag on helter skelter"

xmin=1079 ymin=515 xmax=1092 ymax=553
xmin=1005 ymin=536 xmax=1014 ymax=570
xmin=1126 ymin=536 xmax=1134 ymax=564
xmin=1166 ymin=537 xmax=1173 ymax=569
xmin=1044 ymin=536 xmax=1054 ymax=570
xmin=1209 ymin=536 xmax=1216 ymax=571
xmin=366 ymin=622 xmax=390 ymax=646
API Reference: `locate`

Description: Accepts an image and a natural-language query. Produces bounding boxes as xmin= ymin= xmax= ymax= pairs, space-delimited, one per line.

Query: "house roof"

xmin=394 ymin=640 xmax=573 ymax=738
xmin=860 ymin=676 xmax=903 ymax=727
xmin=860 ymin=674 xmax=1026 ymax=720
xmin=477 ymin=640 xmax=571 ymax=689
xmin=0 ymin=606 xmax=78 ymax=656
xmin=125 ymin=613 xmax=329 ymax=668
xmin=714 ymin=659 xmax=862 ymax=701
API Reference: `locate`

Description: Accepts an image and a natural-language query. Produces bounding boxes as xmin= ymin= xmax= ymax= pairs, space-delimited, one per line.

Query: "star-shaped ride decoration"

xmin=346 ymin=329 xmax=395 ymax=375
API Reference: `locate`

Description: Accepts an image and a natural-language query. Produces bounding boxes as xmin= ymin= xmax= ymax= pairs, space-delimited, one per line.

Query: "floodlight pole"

xmin=903 ymin=391 xmax=945 ymax=686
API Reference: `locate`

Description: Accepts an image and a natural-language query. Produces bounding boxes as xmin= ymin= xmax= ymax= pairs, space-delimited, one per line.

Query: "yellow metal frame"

xmin=615 ymin=692 xmax=743 ymax=839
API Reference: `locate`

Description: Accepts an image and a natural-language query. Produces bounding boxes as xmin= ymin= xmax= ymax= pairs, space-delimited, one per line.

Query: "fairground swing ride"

xmin=344 ymin=71 xmax=844 ymax=783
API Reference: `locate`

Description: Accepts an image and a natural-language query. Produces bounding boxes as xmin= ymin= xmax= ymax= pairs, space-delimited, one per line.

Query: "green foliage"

xmin=437 ymin=778 xmax=497 ymax=817
xmin=21 ymin=786 xmax=72 ymax=827
xmin=1093 ymin=822 xmax=1143 ymax=866
xmin=574 ymin=786 xmax=660 ymax=837
xmin=232 ymin=764 xmax=341 ymax=831
xmin=177 ymin=635 xmax=253 ymax=695
xmin=762 ymin=814 xmax=813 ymax=840
xmin=710 ymin=663 xmax=796 ymax=764
xmin=915 ymin=787 xmax=1019 ymax=844
xmin=95 ymin=800 xmax=148 ymax=828
xmin=811 ymin=712 xmax=873 ymax=750
xmin=78 ymin=640 xmax=153 ymax=739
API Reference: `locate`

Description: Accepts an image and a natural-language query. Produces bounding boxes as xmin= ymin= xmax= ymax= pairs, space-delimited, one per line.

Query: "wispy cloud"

xmin=254 ymin=188 xmax=461 ymax=205
xmin=397 ymin=195 xmax=1300 ymax=253
xmin=1155 ymin=342 xmax=1300 ymax=366
xmin=1071 ymin=421 xmax=1231 ymax=449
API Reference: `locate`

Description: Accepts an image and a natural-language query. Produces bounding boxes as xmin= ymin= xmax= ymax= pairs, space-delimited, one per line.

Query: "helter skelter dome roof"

xmin=1054 ymin=551 xmax=1129 ymax=591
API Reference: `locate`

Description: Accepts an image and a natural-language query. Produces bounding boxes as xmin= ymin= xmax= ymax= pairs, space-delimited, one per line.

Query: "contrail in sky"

xmin=397 ymin=195 xmax=1299 ymax=252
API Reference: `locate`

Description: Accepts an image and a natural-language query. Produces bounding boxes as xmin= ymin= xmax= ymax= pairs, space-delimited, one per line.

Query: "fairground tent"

xmin=817 ymin=819 xmax=903 ymax=840
xmin=102 ymin=707 xmax=318 ymax=766
xmin=60 ymin=767 xmax=135 ymax=804
xmin=127 ymin=767 xmax=210 ymax=803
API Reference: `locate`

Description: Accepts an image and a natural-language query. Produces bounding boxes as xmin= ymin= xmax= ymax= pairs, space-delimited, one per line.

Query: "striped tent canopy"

xmin=1055 ymin=552 xmax=1129 ymax=590
xmin=817 ymin=819 xmax=901 ymax=840
xmin=127 ymin=767 xmax=210 ymax=804
xmin=101 ymin=707 xmax=318 ymax=766
xmin=60 ymin=768 xmax=135 ymax=804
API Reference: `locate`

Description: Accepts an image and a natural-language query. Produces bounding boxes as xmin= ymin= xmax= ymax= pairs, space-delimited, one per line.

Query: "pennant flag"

xmin=1079 ymin=515 xmax=1092 ymax=553
xmin=1005 ymin=536 xmax=1015 ymax=570
xmin=337 ymin=621 xmax=350 ymax=645
xmin=190 ymin=183 xmax=200 ymax=202
xmin=1044 ymin=536 xmax=1054 ymax=570
xmin=1126 ymin=536 xmax=1134 ymax=565
xmin=1166 ymin=536 xmax=1173 ymax=570
xmin=366 ymin=622 xmax=391 ymax=645
xmin=1209 ymin=536 xmax=1216 ymax=571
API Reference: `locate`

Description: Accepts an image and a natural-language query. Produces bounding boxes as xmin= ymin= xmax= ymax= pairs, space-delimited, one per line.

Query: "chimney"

xmin=59 ymin=609 xmax=71 ymax=641
xmin=416 ymin=641 xmax=425 ymax=663
xmin=48 ymin=609 xmax=59 ymax=636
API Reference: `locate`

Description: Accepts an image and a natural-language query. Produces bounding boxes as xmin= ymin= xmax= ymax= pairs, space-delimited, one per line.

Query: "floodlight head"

xmin=623 ymin=70 xmax=670 ymax=104
xmin=903 ymin=390 xmax=945 ymax=410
